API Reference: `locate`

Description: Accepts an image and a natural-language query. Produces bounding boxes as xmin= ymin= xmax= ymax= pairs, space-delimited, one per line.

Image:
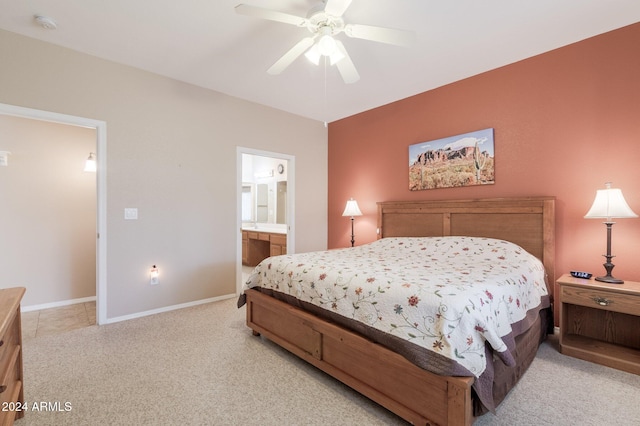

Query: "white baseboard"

xmin=101 ymin=293 xmax=237 ymax=325
xmin=22 ymin=296 xmax=97 ymax=313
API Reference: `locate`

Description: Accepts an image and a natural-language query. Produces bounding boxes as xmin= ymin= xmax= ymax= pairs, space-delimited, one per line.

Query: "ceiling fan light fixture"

xmin=304 ymin=44 xmax=321 ymax=65
xmin=318 ymin=34 xmax=337 ymax=56
xmin=304 ymin=39 xmax=344 ymax=66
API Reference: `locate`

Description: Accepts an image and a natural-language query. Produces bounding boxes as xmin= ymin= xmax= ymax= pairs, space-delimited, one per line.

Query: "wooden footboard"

xmin=245 ymin=288 xmax=474 ymax=426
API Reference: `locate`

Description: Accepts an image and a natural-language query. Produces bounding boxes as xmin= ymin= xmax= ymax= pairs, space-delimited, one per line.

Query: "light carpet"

xmin=17 ymin=298 xmax=640 ymax=425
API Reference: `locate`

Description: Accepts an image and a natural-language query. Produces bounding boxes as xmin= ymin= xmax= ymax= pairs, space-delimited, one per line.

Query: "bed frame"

xmin=244 ymin=197 xmax=555 ymax=425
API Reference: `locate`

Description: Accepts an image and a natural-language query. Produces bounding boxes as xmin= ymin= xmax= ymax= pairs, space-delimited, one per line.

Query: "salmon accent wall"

xmin=328 ymin=23 xmax=640 ymax=319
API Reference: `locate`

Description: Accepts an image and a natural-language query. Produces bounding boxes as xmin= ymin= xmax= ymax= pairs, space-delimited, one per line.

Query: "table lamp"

xmin=584 ymin=182 xmax=638 ymax=283
xmin=342 ymin=198 xmax=362 ymax=247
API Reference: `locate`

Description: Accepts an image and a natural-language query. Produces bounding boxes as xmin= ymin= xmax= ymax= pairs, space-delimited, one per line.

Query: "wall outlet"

xmin=150 ymin=275 xmax=159 ymax=285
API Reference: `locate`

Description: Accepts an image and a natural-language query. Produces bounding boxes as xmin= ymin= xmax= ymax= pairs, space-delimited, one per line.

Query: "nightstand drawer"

xmin=561 ymin=285 xmax=640 ymax=316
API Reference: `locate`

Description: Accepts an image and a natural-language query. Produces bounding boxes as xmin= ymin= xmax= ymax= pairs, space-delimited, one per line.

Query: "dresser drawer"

xmin=0 ymin=346 xmax=21 ymax=405
xmin=270 ymin=234 xmax=286 ymax=246
xmin=561 ymin=285 xmax=640 ymax=316
xmin=0 ymin=313 xmax=18 ymax=373
xmin=0 ymin=312 xmax=20 ymax=406
xmin=0 ymin=288 xmax=25 ymax=426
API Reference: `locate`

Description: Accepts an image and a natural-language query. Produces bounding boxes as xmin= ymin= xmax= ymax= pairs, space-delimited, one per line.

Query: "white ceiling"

xmin=1 ymin=0 xmax=639 ymax=123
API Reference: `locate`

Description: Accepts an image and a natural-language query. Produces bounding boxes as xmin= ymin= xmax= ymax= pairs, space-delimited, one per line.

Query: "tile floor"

xmin=21 ymin=301 xmax=96 ymax=341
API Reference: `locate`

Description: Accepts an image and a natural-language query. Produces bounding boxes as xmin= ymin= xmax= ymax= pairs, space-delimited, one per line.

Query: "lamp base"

xmin=595 ymin=275 xmax=624 ymax=284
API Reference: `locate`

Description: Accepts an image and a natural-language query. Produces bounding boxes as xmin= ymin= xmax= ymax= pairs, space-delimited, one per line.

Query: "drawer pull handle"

xmin=593 ymin=297 xmax=613 ymax=306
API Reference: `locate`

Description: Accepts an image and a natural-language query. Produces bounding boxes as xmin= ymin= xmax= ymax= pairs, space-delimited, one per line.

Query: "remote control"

xmin=570 ymin=271 xmax=592 ymax=279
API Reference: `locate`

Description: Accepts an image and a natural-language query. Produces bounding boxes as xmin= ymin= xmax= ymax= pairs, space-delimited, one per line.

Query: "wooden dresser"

xmin=0 ymin=287 xmax=26 ymax=426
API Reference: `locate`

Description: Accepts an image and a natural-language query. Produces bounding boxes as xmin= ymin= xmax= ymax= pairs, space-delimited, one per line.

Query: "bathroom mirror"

xmin=241 ymin=154 xmax=288 ymax=226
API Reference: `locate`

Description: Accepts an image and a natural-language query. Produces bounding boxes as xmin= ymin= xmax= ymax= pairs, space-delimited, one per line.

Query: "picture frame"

xmin=408 ymin=128 xmax=495 ymax=191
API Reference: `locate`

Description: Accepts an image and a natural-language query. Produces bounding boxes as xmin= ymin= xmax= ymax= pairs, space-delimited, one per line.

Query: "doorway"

xmin=236 ymin=147 xmax=295 ymax=295
xmin=0 ymin=103 xmax=107 ymax=324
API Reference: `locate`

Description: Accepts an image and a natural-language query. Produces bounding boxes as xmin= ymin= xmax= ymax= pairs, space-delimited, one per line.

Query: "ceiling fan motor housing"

xmin=306 ymin=11 xmax=345 ymax=37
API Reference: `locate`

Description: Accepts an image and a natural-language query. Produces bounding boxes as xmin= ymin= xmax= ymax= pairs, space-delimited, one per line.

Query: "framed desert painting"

xmin=409 ymin=128 xmax=495 ymax=191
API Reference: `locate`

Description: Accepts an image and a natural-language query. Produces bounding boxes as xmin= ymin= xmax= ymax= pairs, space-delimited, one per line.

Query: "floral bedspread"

xmin=244 ymin=236 xmax=548 ymax=379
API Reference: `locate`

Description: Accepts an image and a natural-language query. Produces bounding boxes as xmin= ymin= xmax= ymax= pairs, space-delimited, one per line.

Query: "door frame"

xmin=0 ymin=103 xmax=108 ymax=325
xmin=236 ymin=147 xmax=295 ymax=295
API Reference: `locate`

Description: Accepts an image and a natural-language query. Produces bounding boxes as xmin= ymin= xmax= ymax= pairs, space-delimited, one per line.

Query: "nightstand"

xmin=557 ymin=274 xmax=640 ymax=375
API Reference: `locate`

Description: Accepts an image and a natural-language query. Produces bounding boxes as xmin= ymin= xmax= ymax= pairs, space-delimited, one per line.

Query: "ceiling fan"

xmin=235 ymin=0 xmax=414 ymax=84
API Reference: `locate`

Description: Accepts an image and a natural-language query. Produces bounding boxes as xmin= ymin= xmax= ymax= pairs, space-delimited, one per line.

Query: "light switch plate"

xmin=124 ymin=208 xmax=138 ymax=220
xmin=0 ymin=151 xmax=10 ymax=166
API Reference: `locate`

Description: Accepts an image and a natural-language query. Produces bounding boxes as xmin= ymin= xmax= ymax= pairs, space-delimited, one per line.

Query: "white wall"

xmin=0 ymin=29 xmax=328 ymax=319
xmin=0 ymin=115 xmax=96 ymax=306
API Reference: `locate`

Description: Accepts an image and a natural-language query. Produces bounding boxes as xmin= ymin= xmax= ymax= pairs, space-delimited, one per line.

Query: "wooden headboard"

xmin=377 ymin=197 xmax=555 ymax=297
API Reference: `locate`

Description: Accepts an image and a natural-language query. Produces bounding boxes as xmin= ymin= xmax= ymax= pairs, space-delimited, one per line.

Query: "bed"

xmin=239 ymin=197 xmax=555 ymax=425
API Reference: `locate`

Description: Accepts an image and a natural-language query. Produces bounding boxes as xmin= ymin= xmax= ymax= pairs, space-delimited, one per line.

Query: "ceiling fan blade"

xmin=235 ymin=4 xmax=307 ymax=27
xmin=344 ymin=24 xmax=415 ymax=46
xmin=267 ymin=37 xmax=316 ymax=75
xmin=334 ymin=40 xmax=360 ymax=84
xmin=324 ymin=0 xmax=352 ymax=17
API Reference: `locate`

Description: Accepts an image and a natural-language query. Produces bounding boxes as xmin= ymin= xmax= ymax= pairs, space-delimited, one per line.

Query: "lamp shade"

xmin=584 ymin=183 xmax=637 ymax=221
xmin=342 ymin=198 xmax=362 ymax=217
